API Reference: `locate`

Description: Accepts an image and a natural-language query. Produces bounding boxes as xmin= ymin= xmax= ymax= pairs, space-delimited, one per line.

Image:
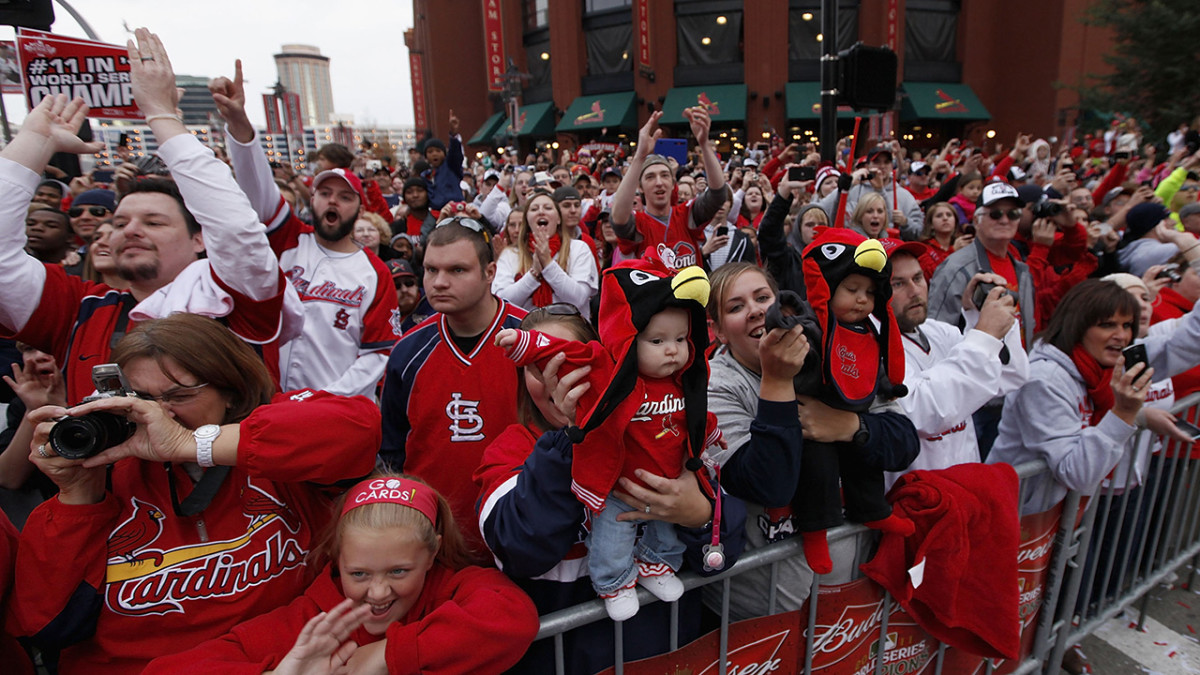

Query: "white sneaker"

xmin=601 ymin=585 xmax=640 ymax=621
xmin=638 ymin=570 xmax=684 ymax=602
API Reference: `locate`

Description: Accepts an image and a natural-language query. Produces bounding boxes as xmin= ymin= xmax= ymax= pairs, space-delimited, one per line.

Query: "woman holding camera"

xmin=7 ymin=314 xmax=379 ymax=674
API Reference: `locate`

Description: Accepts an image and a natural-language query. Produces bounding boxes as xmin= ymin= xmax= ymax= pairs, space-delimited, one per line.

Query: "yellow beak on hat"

xmin=854 ymin=240 xmax=888 ymax=273
xmin=672 ymin=266 xmax=711 ymax=307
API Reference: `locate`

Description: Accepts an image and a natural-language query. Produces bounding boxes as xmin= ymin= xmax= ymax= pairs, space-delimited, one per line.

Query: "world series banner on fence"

xmin=15 ymin=28 xmax=141 ymax=120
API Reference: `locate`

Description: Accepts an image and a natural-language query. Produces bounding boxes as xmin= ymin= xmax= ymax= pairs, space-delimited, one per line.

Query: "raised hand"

xmin=273 ymin=599 xmax=369 ymax=675
xmin=126 ymin=28 xmax=181 ymax=119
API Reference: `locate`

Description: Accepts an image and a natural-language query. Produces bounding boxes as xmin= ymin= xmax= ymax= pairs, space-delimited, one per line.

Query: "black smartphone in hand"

xmin=1122 ymin=344 xmax=1149 ymax=372
xmin=788 ymin=166 xmax=815 ymax=182
xmin=1175 ymin=418 xmax=1200 ymax=442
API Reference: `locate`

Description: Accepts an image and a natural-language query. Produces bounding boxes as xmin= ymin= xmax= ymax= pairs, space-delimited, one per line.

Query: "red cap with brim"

xmin=313 ymin=168 xmax=367 ymax=205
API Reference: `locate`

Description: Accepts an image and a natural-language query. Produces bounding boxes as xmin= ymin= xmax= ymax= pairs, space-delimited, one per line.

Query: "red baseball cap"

xmin=879 ymin=238 xmax=928 ymax=259
xmin=312 ymin=168 xmax=367 ymax=205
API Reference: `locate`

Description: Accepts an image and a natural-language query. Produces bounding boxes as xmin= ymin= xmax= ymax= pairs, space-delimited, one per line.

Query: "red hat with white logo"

xmin=312 ymin=168 xmax=367 ymax=205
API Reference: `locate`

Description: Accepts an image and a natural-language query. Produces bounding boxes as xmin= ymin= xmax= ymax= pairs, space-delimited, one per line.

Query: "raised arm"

xmin=0 ymin=95 xmax=103 ymax=333
xmin=610 ymin=111 xmax=662 ymax=239
xmin=210 ymin=59 xmax=288 ymax=228
xmin=128 ymin=29 xmax=283 ymax=302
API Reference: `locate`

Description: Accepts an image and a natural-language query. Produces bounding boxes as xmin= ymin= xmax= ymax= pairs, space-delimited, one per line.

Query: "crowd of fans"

xmin=1 ymin=28 xmax=1199 ymax=675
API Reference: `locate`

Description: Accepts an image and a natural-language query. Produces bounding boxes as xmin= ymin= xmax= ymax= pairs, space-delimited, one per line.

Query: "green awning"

xmin=466 ymin=112 xmax=506 ymax=145
xmin=504 ymin=101 xmax=557 ymax=137
xmin=556 ymin=92 xmax=637 ymax=132
xmin=660 ymin=85 xmax=746 ymax=124
xmin=900 ymin=83 xmax=991 ymax=121
xmin=785 ymin=82 xmax=858 ymax=120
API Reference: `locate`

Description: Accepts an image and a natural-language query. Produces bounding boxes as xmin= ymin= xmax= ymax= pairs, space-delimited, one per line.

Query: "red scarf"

xmin=1070 ymin=344 xmax=1114 ymax=425
xmin=519 ymin=233 xmax=563 ymax=307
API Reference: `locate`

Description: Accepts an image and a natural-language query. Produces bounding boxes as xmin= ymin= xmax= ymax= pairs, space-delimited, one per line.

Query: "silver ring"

xmin=644 ymin=505 xmax=651 ymax=514
xmin=1132 ymin=386 xmax=1140 ymax=392
xmin=140 ymin=56 xmax=155 ymax=62
xmin=37 ymin=444 xmax=48 ymax=458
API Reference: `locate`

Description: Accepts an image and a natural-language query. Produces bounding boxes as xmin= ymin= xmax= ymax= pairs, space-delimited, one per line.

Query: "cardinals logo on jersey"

xmin=107 ymin=497 xmax=166 ymax=565
xmin=655 ymin=241 xmax=698 ymax=270
xmin=446 ymin=393 xmax=485 ymax=442
xmin=104 ymin=479 xmax=306 ymax=618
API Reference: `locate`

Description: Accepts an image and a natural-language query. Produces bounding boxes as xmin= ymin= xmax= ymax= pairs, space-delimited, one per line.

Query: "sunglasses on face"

xmin=986 ymin=208 xmax=1023 ymax=221
xmin=69 ymin=206 xmax=110 ymax=218
xmin=395 ymin=278 xmax=418 ymax=288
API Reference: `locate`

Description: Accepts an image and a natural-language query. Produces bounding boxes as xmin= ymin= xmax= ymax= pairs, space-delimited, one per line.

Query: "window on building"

xmin=788 ymin=0 xmax=859 ymax=79
xmin=905 ymin=0 xmax=960 ymax=81
xmin=523 ymin=0 xmax=548 ymax=31
xmin=674 ymin=2 xmax=743 ymax=85
xmin=585 ymin=24 xmax=632 ymax=76
xmin=585 ymin=0 xmax=630 ymax=12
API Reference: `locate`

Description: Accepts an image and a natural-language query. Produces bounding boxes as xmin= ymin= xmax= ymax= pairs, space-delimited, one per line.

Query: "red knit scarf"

xmin=1070 ymin=344 xmax=1114 ymax=425
xmin=519 ymin=233 xmax=562 ymax=307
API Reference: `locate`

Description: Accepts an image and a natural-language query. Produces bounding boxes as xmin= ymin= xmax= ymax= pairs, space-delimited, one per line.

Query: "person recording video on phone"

xmin=816 ymin=145 xmax=924 ymax=240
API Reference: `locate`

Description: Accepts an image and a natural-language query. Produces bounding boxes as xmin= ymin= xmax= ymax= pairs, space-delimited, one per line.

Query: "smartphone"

xmin=1175 ymin=418 xmax=1200 ymax=442
xmin=1114 ymin=151 xmax=1130 ymax=160
xmin=962 ymin=224 xmax=977 ymax=236
xmin=92 ymin=168 xmax=115 ymax=183
xmin=789 ymin=166 xmax=815 ymax=182
xmin=1122 ymin=344 xmax=1149 ymax=372
xmin=715 ymin=225 xmax=729 ymax=237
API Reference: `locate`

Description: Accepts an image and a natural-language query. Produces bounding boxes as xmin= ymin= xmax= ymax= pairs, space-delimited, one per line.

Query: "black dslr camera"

xmin=48 ymin=364 xmax=138 ymax=460
xmin=1031 ymin=199 xmax=1065 ymax=220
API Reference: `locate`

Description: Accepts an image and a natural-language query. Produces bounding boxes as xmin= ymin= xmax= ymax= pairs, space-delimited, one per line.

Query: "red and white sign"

xmin=636 ymin=0 xmax=651 ymax=72
xmin=263 ymin=94 xmax=283 ymax=136
xmin=409 ymin=51 xmax=428 ymax=131
xmin=15 ymin=28 xmax=138 ymax=120
xmin=595 ymin=612 xmax=801 ymax=675
xmin=482 ymin=0 xmax=504 ymax=91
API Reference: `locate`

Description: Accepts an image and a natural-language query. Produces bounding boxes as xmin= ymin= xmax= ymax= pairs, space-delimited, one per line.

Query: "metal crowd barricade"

xmin=531 ymin=393 xmax=1200 ymax=675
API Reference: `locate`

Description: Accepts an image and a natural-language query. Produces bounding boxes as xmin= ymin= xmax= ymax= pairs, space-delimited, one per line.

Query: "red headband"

xmin=341 ymin=477 xmax=439 ymax=526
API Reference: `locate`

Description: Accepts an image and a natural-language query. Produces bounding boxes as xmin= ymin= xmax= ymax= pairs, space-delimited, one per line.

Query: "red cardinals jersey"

xmin=379 ymin=301 xmax=527 ymax=549
xmin=7 ymin=390 xmax=379 ymax=675
xmin=620 ymin=204 xmax=707 ymax=270
xmin=8 ymin=265 xmax=285 ymax=405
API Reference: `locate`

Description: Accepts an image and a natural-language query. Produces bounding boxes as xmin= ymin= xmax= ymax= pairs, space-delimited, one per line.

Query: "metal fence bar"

xmin=528 ymin=397 xmax=1200 ymax=675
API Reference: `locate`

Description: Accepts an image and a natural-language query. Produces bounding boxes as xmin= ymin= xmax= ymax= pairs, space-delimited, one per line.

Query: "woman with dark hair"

xmin=474 ymin=304 xmax=745 ymax=675
xmin=988 ymin=279 xmax=1200 ymax=514
xmin=10 ymin=313 xmax=380 ymax=674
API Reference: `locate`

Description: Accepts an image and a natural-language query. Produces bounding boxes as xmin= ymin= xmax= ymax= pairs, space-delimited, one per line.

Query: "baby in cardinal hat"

xmin=496 ymin=258 xmax=724 ymax=621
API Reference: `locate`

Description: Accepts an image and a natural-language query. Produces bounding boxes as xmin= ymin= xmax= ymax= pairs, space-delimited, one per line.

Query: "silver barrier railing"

xmin=532 ymin=393 xmax=1200 ymax=675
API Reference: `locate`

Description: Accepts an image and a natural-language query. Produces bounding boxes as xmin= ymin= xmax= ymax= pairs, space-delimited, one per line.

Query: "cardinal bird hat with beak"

xmin=569 ymin=258 xmax=712 ymax=472
xmin=801 ymin=229 xmax=907 ymax=410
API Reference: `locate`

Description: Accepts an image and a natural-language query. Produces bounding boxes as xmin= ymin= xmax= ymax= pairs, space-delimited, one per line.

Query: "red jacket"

xmin=1024 ymin=224 xmax=1098 ymax=331
xmin=1152 ymin=288 xmax=1200 ymax=399
xmin=5 ymin=391 xmax=380 ymax=675
xmin=143 ymin=562 xmax=539 ymax=674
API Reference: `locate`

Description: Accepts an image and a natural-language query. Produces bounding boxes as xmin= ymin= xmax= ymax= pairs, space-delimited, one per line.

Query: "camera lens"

xmin=49 ymin=412 xmax=136 ymax=460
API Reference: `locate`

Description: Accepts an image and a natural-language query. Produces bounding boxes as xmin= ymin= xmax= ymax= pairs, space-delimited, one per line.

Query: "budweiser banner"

xmin=802 ymin=577 xmax=938 ymax=674
xmin=636 ymin=0 xmax=651 ymax=72
xmin=409 ymin=51 xmax=428 ymax=131
xmin=15 ymin=28 xmax=139 ymax=119
xmin=482 ymin=0 xmax=504 ymax=91
xmin=263 ymin=94 xmax=283 ymax=136
xmin=595 ymin=611 xmax=802 ymax=675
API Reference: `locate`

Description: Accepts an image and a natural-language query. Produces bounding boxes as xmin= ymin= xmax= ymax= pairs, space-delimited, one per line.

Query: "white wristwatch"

xmin=194 ymin=424 xmax=221 ymax=468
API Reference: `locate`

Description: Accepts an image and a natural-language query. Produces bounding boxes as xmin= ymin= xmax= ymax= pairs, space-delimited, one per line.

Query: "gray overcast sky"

xmin=0 ymin=0 xmax=417 ymax=127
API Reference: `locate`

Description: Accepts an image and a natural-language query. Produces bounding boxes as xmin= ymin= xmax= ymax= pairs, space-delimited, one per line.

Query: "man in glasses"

xmin=386 ymin=258 xmax=431 ymax=335
xmin=213 ymin=62 xmax=398 ymax=398
xmin=380 ymin=217 xmax=526 ymax=550
xmin=929 ymin=182 xmax=1036 ymax=348
xmin=67 ymin=188 xmax=115 ymax=245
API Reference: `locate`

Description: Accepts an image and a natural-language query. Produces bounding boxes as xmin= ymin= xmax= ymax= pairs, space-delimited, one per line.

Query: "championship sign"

xmin=15 ymin=28 xmax=139 ymax=120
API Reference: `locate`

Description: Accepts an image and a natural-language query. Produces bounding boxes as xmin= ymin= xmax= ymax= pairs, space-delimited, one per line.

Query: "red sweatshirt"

xmin=143 ymin=563 xmax=539 ymax=674
xmin=5 ymin=391 xmax=380 ymax=675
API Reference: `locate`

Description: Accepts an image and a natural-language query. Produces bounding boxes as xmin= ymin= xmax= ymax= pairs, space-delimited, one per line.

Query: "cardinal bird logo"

xmin=934 ymin=88 xmax=968 ymax=114
xmin=574 ymin=99 xmax=606 ymax=126
xmin=241 ymin=479 xmax=301 ymax=532
xmin=697 ymin=91 xmax=720 ymax=116
xmin=107 ymin=497 xmax=165 ymax=565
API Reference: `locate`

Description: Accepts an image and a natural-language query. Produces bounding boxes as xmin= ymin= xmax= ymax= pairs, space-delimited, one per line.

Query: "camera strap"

xmin=166 ymin=463 xmax=232 ymax=517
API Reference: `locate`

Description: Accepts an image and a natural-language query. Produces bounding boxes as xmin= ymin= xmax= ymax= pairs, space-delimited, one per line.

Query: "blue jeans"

xmin=587 ymin=494 xmax=686 ymax=594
